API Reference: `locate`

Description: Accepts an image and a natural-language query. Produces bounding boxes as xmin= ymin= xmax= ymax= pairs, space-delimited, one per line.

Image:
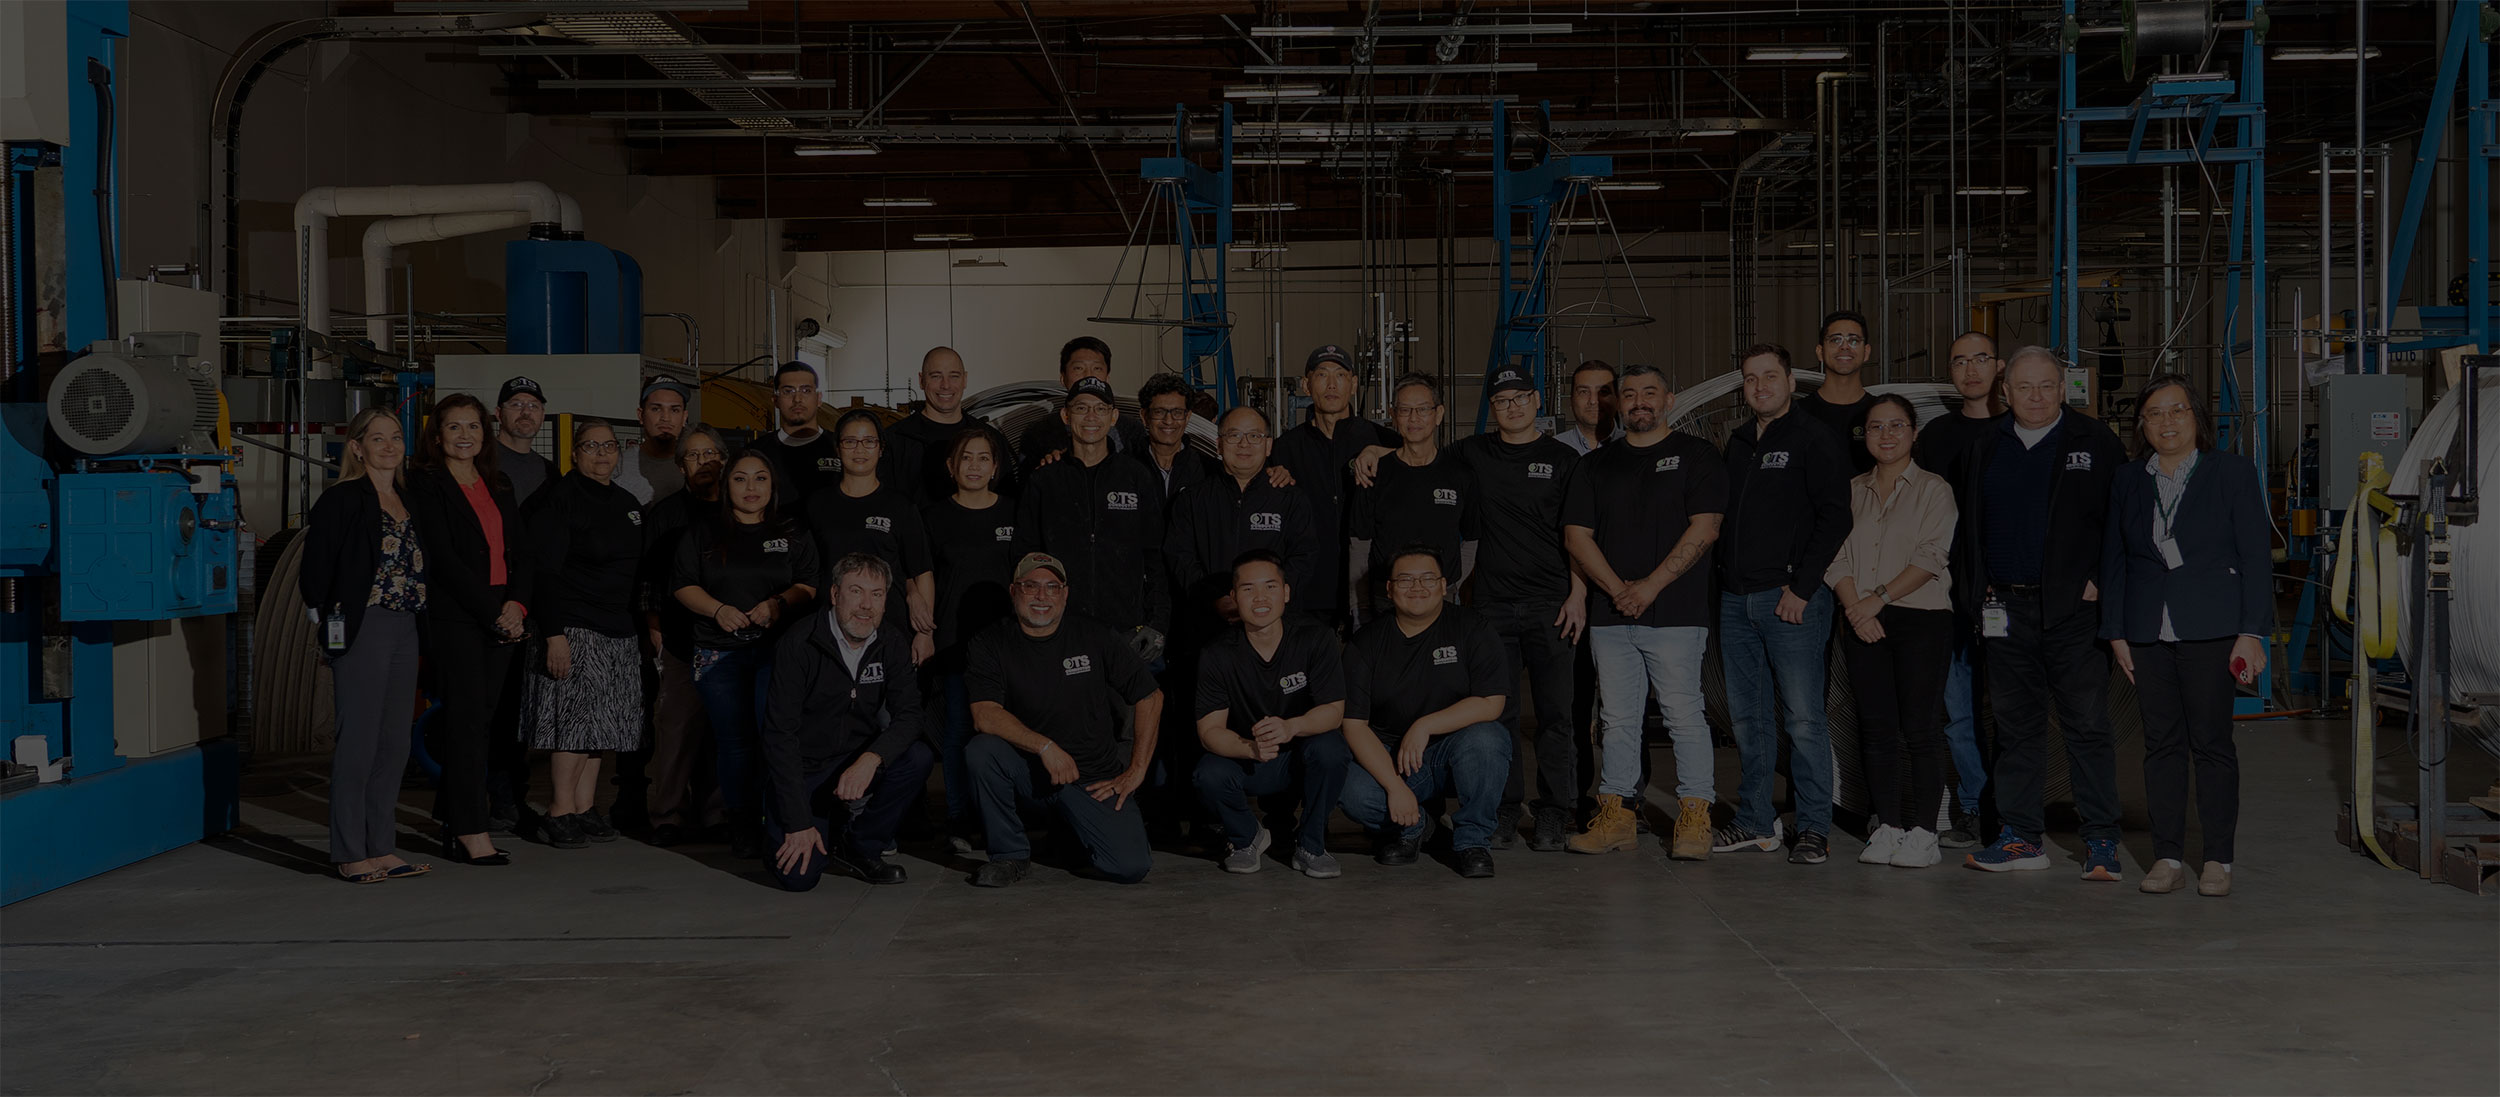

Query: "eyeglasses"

xmin=1068 ymin=403 xmax=1115 ymax=418
xmin=1219 ymin=431 xmax=1269 ymax=444
xmin=577 ymin=440 xmax=621 ymax=454
xmin=1391 ymin=403 xmax=1438 ymax=417
xmin=1949 ymin=353 xmax=1995 ymax=368
xmin=1144 ymin=408 xmax=1190 ymax=422
xmin=1865 ymin=420 xmax=1914 ymax=435
xmin=1389 ymin=573 xmax=1444 ymax=589
xmin=1490 ymin=394 xmax=1536 ymax=411
xmin=837 ymin=437 xmax=881 ymax=450
xmin=1824 ymin=333 xmax=1866 ymax=348
xmin=775 ymin=385 xmax=818 ymax=397
xmin=678 ymin=449 xmax=724 ymax=465
xmin=1013 ymin=580 xmax=1066 ymax=595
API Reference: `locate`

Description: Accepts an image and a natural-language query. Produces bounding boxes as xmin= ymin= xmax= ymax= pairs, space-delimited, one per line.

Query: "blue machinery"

xmin=1137 ymin=104 xmax=1237 ymax=408
xmin=1476 ymin=105 xmax=1612 ymax=433
xmin=3 ymin=0 xmax=243 ymax=905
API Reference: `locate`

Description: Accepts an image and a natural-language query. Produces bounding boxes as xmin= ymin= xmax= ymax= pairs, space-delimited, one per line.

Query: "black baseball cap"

xmin=1063 ymin=377 xmax=1116 ymax=407
xmin=640 ymin=377 xmax=695 ymax=404
xmin=1489 ymin=368 xmax=1537 ymax=396
xmin=497 ymin=376 xmax=545 ymax=406
xmin=1303 ymin=345 xmax=1352 ymax=373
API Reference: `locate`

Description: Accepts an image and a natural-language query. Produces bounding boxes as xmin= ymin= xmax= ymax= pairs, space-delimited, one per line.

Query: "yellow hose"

xmin=2330 ymin=452 xmax=2403 ymax=870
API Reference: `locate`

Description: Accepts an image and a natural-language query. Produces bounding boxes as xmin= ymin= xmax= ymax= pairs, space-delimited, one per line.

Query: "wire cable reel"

xmin=2064 ymin=0 xmax=2270 ymax=79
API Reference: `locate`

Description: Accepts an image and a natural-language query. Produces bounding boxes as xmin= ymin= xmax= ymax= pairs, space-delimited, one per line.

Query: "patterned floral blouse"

xmin=366 ymin=511 xmax=428 ymax=612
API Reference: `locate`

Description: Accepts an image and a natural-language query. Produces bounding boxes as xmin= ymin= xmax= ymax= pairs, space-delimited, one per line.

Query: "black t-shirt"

xmin=521 ymin=472 xmax=648 ymax=638
xmin=1343 ymin=605 xmax=1509 ymax=749
xmin=671 ymin=514 xmax=820 ymax=650
xmin=1797 ymin=391 xmax=1878 ymax=474
xmin=1350 ymin=447 xmax=1477 ymax=579
xmin=1164 ymin=473 xmax=1317 ymax=633
xmin=642 ymin=489 xmax=713 ymax=659
xmin=965 ymin=616 xmax=1159 ymax=783
xmin=747 ymin=430 xmax=845 ymax=504
xmin=885 ymin=411 xmax=996 ymax=506
xmin=1913 ymin=408 xmax=2002 ymax=493
xmin=1562 ymin=431 xmax=1728 ymax=628
xmin=1450 ymin=432 xmax=1577 ymax=605
xmin=805 ymin=484 xmax=934 ymax=630
xmin=1193 ymin=618 xmax=1346 ymax=737
xmin=1133 ymin=444 xmax=1216 ymax=509
xmin=922 ymin=495 xmax=1020 ymax=660
xmin=1268 ymin=414 xmax=1397 ymax=616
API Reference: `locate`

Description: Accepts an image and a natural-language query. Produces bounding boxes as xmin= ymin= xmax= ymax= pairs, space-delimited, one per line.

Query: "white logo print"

xmin=818 ymin=456 xmax=841 ymax=472
xmin=626 ymin=510 xmax=643 ymax=526
xmin=1527 ymin=462 xmax=1554 ymax=480
xmin=762 ymin=538 xmax=790 ymax=554
xmin=1249 ymin=512 xmax=1282 ymax=531
xmin=1106 ymin=491 xmax=1140 ymax=511
xmin=993 ymin=526 xmax=1015 ymax=542
xmin=1279 ymin=671 xmax=1308 ymax=694
xmin=859 ymin=661 xmax=885 ymax=685
xmin=865 ymin=516 xmax=892 ymax=533
xmin=1432 ymin=488 xmax=1459 ymax=506
xmin=1760 ymin=451 xmax=1791 ymax=470
xmin=1063 ymin=655 xmax=1094 ymax=676
xmin=1432 ymin=645 xmax=1458 ymax=666
xmin=2065 ymin=452 xmax=2094 ymax=471
xmin=1655 ymin=455 xmax=1683 ymax=472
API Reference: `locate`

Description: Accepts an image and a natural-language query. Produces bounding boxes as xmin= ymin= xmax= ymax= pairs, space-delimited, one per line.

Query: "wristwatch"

xmin=1872 ymin=584 xmax=1891 ymax=604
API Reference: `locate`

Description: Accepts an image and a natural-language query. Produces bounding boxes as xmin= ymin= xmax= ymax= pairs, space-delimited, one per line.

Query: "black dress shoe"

xmin=1375 ymin=833 xmax=1422 ymax=866
xmin=1455 ymin=846 xmax=1496 ymax=878
xmin=1529 ymin=807 xmax=1570 ymax=852
xmin=827 ymin=844 xmax=909 ymax=885
xmin=441 ymin=830 xmax=513 ymax=866
xmin=541 ymin=813 xmax=589 ymax=850
xmin=971 ymin=858 xmax=1030 ymax=887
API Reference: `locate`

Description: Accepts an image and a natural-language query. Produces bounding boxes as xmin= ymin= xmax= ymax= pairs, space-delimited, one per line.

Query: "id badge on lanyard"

xmin=324 ymin=610 xmax=348 ymax=654
xmin=1980 ymin=596 xmax=2010 ymax=639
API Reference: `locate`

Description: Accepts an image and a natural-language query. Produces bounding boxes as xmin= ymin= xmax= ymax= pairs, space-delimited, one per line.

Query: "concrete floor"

xmin=3 ymin=717 xmax=2494 ymax=1096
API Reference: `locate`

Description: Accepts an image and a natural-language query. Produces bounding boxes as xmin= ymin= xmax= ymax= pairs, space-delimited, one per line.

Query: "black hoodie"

xmin=1718 ymin=408 xmax=1853 ymax=600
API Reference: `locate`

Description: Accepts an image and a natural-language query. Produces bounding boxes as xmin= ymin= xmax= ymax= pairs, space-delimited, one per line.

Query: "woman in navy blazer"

xmin=2100 ymin=375 xmax=2272 ymax=897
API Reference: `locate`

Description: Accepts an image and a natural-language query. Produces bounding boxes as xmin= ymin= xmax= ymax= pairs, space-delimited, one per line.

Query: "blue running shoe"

xmin=1965 ymin=828 xmax=2051 ymax=872
xmin=2080 ymin=837 xmax=2123 ymax=881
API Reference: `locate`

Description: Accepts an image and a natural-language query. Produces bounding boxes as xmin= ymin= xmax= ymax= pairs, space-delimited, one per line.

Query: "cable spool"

xmin=2120 ymin=0 xmax=2213 ymax=79
xmin=2388 ymin=369 xmax=2500 ymax=757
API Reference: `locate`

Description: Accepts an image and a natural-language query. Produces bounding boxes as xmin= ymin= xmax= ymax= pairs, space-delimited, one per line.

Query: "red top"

xmin=458 ymin=475 xmax=507 ymax=587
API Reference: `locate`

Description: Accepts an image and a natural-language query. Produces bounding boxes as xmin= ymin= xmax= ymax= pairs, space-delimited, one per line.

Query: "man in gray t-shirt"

xmin=495 ymin=375 xmax=555 ymax=503
xmin=613 ymin=378 xmax=691 ymax=505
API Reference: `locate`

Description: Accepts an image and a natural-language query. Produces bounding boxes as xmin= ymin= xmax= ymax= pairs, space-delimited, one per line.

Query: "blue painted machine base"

xmin=1 ymin=739 xmax=239 ymax=905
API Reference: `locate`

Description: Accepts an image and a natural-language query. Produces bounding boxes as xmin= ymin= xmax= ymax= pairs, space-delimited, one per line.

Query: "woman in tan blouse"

xmin=1825 ymin=393 xmax=1960 ymax=868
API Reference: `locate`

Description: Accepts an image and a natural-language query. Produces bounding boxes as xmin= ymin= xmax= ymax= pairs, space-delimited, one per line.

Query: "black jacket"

xmin=1014 ymin=452 xmax=1170 ymax=636
xmin=521 ymin=472 xmax=647 ymax=638
xmin=761 ymin=614 xmax=923 ymax=832
xmin=405 ymin=464 xmax=533 ymax=628
xmin=1949 ymin=409 xmax=2126 ymax=630
xmin=299 ymin=477 xmax=403 ymax=650
xmin=2099 ymin=449 xmax=2274 ymax=644
xmin=1719 ymin=409 xmax=1854 ymax=600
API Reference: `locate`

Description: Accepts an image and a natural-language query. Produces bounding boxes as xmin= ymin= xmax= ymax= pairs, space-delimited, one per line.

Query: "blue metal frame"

xmin=1138 ymin=103 xmax=1236 ymax=407
xmin=1477 ymin=102 xmax=1612 ymax=432
xmin=2384 ymin=0 xmax=2497 ymax=353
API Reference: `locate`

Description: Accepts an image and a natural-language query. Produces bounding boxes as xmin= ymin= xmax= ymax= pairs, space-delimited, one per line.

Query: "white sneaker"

xmin=1859 ymin=824 xmax=1903 ymax=864
xmin=1890 ymin=827 xmax=1942 ymax=868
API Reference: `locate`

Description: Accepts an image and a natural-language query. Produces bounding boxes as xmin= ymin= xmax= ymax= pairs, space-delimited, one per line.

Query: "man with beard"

xmin=746 ymin=362 xmax=842 ymax=503
xmin=640 ymin=427 xmax=728 ymax=846
xmin=614 ymin=379 xmax=691 ymax=505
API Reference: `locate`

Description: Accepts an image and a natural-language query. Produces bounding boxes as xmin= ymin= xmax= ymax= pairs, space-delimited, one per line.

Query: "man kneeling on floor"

xmin=966 ymin=552 xmax=1163 ymax=887
xmin=1191 ymin=550 xmax=1351 ymax=878
xmin=763 ymin=553 xmax=937 ymax=890
xmin=1340 ymin=544 xmax=1514 ymax=878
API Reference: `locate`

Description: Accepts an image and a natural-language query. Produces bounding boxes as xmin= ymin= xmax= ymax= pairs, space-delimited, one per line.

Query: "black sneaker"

xmin=1529 ymin=806 xmax=1570 ymax=852
xmin=1455 ymin=847 xmax=1496 ymax=878
xmin=1493 ymin=804 xmax=1524 ymax=851
xmin=1940 ymin=813 xmax=1982 ymax=850
xmin=577 ymin=810 xmax=619 ymax=843
xmin=972 ymin=858 xmax=1031 ymax=888
xmin=1375 ymin=814 xmax=1434 ymax=866
xmin=541 ymin=813 xmax=589 ymax=850
xmin=826 ymin=844 xmax=909 ymax=885
xmin=1788 ymin=830 xmax=1830 ymax=865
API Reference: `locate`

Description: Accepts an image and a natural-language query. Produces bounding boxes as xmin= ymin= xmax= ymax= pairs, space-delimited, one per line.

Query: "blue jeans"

xmin=691 ymin=645 xmax=774 ymax=831
xmin=938 ymin=672 xmax=976 ymax=827
xmin=1192 ymin=730 xmax=1352 ymax=854
xmin=1587 ymin=624 xmax=1713 ymax=801
xmin=1340 ymin=721 xmax=1512 ymax=850
xmin=966 ymin=734 xmax=1153 ymax=883
xmin=1719 ymin=587 xmax=1836 ymax=838
xmin=1942 ymin=640 xmax=1987 ymax=815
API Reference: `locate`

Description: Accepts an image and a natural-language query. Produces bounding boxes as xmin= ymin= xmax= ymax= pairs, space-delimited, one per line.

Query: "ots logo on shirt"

xmin=1432 ymin=488 xmax=1460 ymax=506
xmin=1760 ymin=451 xmax=1791 ymax=470
xmin=1279 ymin=671 xmax=1308 ymax=694
xmin=859 ymin=661 xmax=885 ymax=685
xmin=1654 ymin=455 xmax=1683 ymax=472
xmin=817 ymin=457 xmax=841 ymax=472
xmin=762 ymin=538 xmax=791 ymax=554
xmin=2066 ymin=452 xmax=2094 ymax=471
xmin=1062 ymin=655 xmax=1094 ymax=676
xmin=993 ymin=526 xmax=1016 ymax=542
xmin=626 ymin=510 xmax=643 ymax=526
xmin=1106 ymin=491 xmax=1141 ymax=511
xmin=1249 ymin=512 xmax=1283 ymax=531
xmin=1527 ymin=462 xmax=1555 ymax=480
xmin=1431 ymin=645 xmax=1459 ymax=666
xmin=865 ymin=516 xmax=893 ymax=533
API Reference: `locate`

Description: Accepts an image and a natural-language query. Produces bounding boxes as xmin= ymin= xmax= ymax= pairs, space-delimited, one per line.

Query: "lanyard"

xmin=2152 ymin=459 xmax=2195 ymax=540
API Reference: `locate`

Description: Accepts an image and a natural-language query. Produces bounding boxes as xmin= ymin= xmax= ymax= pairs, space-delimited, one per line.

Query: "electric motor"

xmin=46 ymin=331 xmax=221 ymax=456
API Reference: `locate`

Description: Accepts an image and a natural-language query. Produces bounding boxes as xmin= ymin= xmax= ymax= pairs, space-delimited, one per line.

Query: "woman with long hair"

xmin=2103 ymin=374 xmax=2271 ymax=897
xmin=673 ymin=450 xmax=818 ymax=858
xmin=919 ymin=423 xmax=1019 ymax=849
xmin=407 ymin=393 xmax=532 ymax=865
xmin=519 ymin=421 xmax=649 ymax=849
xmin=299 ymin=409 xmax=431 ymax=882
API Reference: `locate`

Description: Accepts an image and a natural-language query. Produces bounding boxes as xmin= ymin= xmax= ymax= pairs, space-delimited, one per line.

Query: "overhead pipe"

xmin=360 ymin=196 xmax=582 ymax=352
xmin=292 ymin=182 xmax=565 ymax=366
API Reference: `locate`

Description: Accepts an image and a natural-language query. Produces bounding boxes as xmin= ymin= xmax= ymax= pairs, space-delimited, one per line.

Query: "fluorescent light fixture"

xmin=1787 ymin=240 xmax=1832 ymax=249
xmin=1746 ymin=46 xmax=1850 ymax=62
xmin=1229 ymin=243 xmax=1289 ymax=253
xmin=1244 ymin=63 xmax=1536 ymax=75
xmin=1955 ymin=186 xmax=2031 ymax=196
xmin=1252 ymin=23 xmax=1572 ymax=38
xmin=1857 ymin=229 xmax=1921 ymax=237
xmin=863 ymin=197 xmax=934 ymax=208
xmin=794 ymin=142 xmax=879 ymax=157
xmin=912 ymin=233 xmax=974 ymax=242
xmin=1235 ymin=201 xmax=1299 ymax=212
xmin=1680 ymin=128 xmax=1739 ymax=137
xmin=1593 ymin=181 xmax=1661 ymax=192
xmin=2272 ymin=47 xmax=2381 ymax=61
xmin=745 ymin=70 xmax=802 ymax=82
xmin=1225 ymin=83 xmax=1324 ymax=99
xmin=2307 ymin=166 xmax=2365 ymax=174
xmin=1234 ymin=155 xmax=1311 ymax=166
xmin=1552 ymin=217 xmax=1606 ymax=227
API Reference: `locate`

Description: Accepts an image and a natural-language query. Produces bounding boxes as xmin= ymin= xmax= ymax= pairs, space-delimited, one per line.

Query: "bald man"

xmin=885 ymin=346 xmax=1007 ymax=504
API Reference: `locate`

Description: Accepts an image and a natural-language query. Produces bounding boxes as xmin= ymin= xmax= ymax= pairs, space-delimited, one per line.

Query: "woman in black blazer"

xmin=407 ymin=393 xmax=534 ymax=865
xmin=2100 ymin=375 xmax=2271 ymax=898
xmin=300 ymin=409 xmax=431 ymax=883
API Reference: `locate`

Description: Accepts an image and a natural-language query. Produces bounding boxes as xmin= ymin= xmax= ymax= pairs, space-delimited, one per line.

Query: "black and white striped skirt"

xmin=523 ymin=628 xmax=645 ymax=752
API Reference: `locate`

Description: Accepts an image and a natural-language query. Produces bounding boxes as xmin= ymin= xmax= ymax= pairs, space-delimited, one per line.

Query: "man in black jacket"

xmin=761 ymin=553 xmax=936 ymax=889
xmin=1713 ymin=343 xmax=1853 ymax=865
xmin=1015 ymin=378 xmax=1170 ymax=661
xmin=1953 ymin=347 xmax=2129 ymax=881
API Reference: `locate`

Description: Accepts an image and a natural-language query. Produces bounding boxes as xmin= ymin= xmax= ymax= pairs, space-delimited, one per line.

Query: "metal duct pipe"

xmin=292 ymin=182 xmax=565 ymax=367
xmin=359 ymin=196 xmax=580 ymax=352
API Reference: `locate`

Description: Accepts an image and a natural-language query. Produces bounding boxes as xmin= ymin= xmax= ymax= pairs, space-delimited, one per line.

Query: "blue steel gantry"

xmin=1136 ymin=103 xmax=1237 ymax=408
xmin=1476 ymin=103 xmax=1612 ymax=433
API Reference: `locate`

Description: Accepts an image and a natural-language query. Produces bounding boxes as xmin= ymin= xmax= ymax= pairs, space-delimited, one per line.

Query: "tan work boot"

xmin=1670 ymin=796 xmax=1713 ymax=861
xmin=1566 ymin=794 xmax=1638 ymax=854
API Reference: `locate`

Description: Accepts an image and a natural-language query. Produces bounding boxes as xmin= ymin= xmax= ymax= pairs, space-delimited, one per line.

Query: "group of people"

xmin=303 ymin=316 xmax=2270 ymax=898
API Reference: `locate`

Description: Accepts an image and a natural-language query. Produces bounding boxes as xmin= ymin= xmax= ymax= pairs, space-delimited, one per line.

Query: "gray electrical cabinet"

xmin=2316 ymin=372 xmax=2415 ymax=503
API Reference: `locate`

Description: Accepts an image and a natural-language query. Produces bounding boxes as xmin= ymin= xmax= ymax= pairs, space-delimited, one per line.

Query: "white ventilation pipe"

xmin=291 ymin=182 xmax=565 ymax=356
xmin=360 ymin=197 xmax=583 ymax=352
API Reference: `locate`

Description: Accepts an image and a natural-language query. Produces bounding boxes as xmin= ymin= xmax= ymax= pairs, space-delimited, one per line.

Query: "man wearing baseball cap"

xmin=1267 ymin=344 xmax=1396 ymax=629
xmin=964 ymin=552 xmax=1163 ymax=887
xmin=614 ymin=377 xmax=694 ymax=506
xmin=1015 ymin=336 xmax=1150 ymax=478
xmin=1014 ymin=378 xmax=1169 ymax=661
xmin=494 ymin=376 xmax=555 ymax=505
xmin=484 ymin=375 xmax=554 ymax=836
